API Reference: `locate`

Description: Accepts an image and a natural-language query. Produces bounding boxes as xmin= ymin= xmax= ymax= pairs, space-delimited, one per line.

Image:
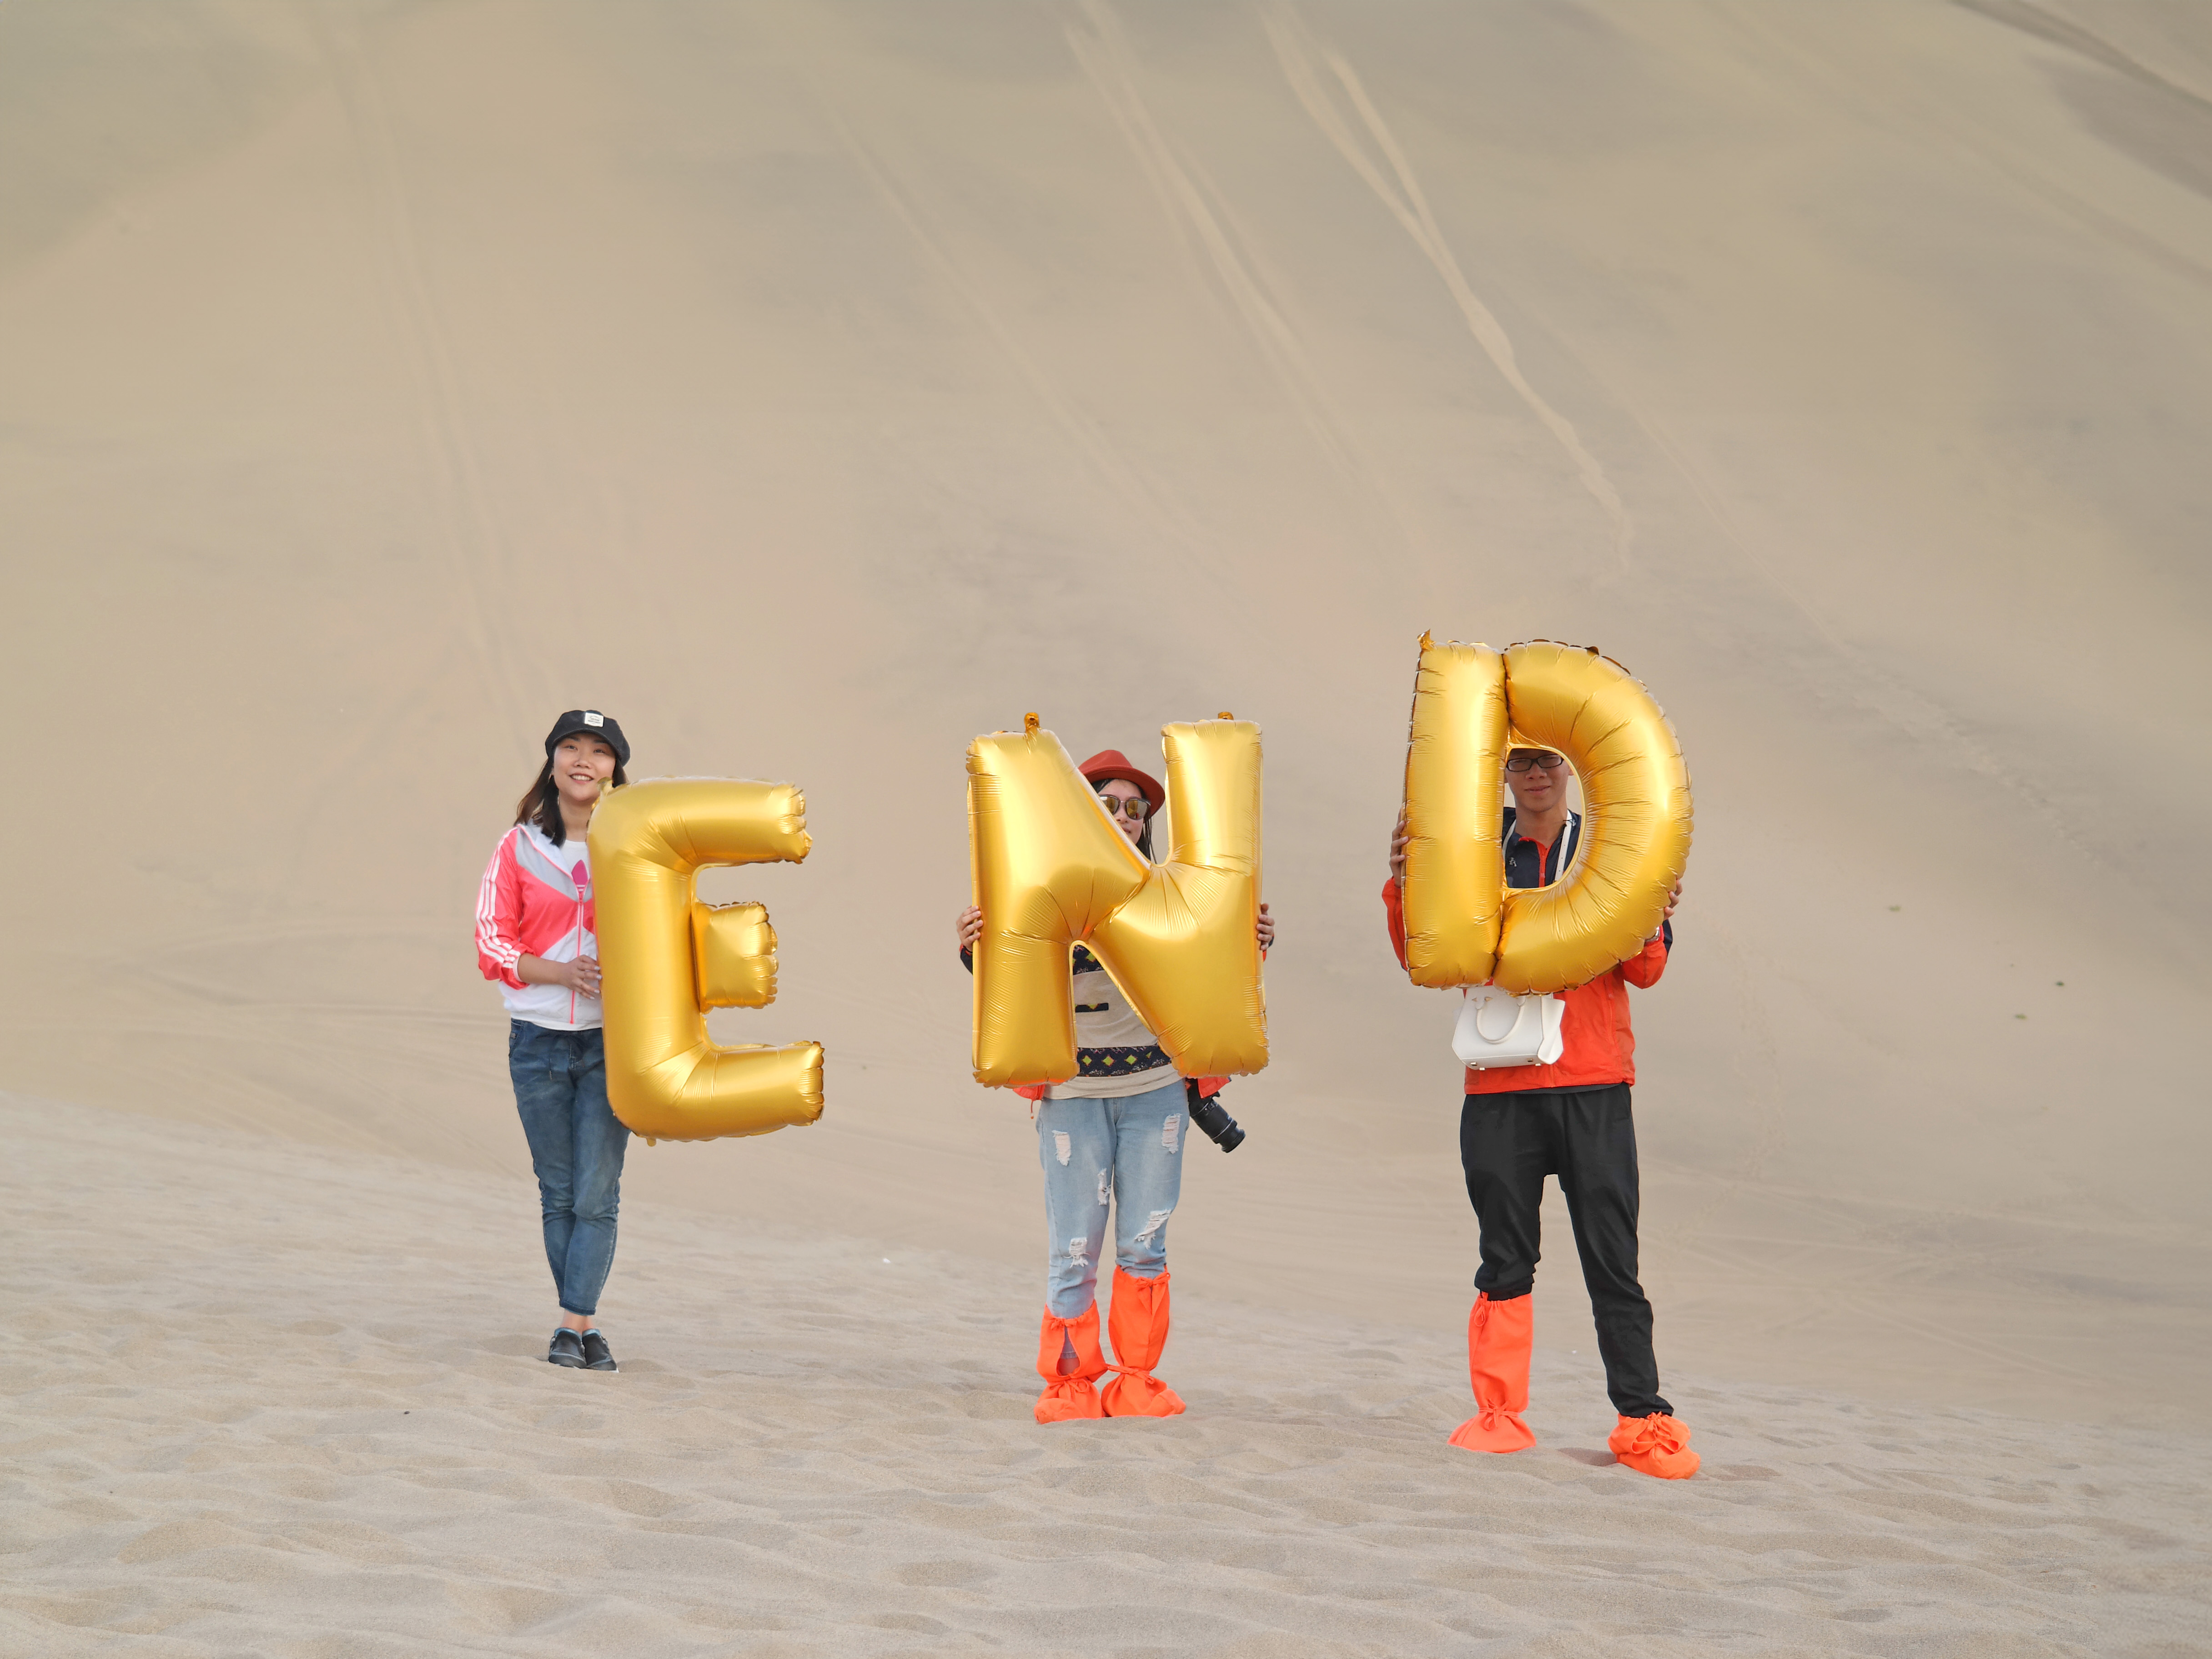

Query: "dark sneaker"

xmin=580 ymin=1330 xmax=618 ymax=1372
xmin=547 ymin=1328 xmax=586 ymax=1368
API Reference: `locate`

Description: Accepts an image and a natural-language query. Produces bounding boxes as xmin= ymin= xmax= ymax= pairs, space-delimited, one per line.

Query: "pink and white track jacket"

xmin=476 ymin=823 xmax=600 ymax=1030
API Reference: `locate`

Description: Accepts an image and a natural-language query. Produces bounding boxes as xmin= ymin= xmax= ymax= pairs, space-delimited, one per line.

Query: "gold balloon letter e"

xmin=967 ymin=719 xmax=1267 ymax=1088
xmin=1402 ymin=636 xmax=1693 ymax=994
xmin=589 ymin=779 xmax=823 ymax=1141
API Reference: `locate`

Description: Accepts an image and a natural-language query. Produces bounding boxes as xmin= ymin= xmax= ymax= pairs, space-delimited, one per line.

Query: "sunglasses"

xmin=1505 ymin=752 xmax=1567 ymax=773
xmin=1096 ymin=791 xmax=1151 ymax=820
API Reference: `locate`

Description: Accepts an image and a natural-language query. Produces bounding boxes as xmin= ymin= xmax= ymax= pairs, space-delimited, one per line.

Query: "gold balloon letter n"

xmin=589 ymin=780 xmax=823 ymax=1141
xmin=967 ymin=718 xmax=1267 ymax=1088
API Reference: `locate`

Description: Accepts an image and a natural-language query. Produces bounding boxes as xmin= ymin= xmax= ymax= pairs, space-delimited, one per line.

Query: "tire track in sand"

xmin=306 ymin=4 xmax=531 ymax=751
xmin=809 ymin=94 xmax=1214 ymax=569
xmin=1066 ymin=0 xmax=1437 ymax=586
xmin=1067 ymin=0 xmax=1366 ymax=485
xmin=1262 ymin=3 xmax=1634 ymax=565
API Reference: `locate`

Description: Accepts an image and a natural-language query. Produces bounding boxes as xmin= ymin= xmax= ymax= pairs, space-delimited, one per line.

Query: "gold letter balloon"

xmin=588 ymin=779 xmax=824 ymax=1142
xmin=1401 ymin=636 xmax=1692 ymax=994
xmin=967 ymin=718 xmax=1267 ymax=1088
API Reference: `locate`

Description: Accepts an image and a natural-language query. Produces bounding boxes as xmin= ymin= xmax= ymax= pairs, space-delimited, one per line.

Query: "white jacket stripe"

xmin=476 ymin=830 xmax=523 ymax=970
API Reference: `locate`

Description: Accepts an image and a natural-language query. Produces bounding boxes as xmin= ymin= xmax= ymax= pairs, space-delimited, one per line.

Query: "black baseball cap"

xmin=544 ymin=709 xmax=629 ymax=767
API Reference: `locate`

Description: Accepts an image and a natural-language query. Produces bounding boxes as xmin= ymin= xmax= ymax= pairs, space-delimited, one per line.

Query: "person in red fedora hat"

xmin=957 ymin=746 xmax=1274 ymax=1422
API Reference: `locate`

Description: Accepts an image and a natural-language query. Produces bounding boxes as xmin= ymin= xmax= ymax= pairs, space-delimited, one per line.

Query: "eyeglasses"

xmin=1096 ymin=792 xmax=1151 ymax=820
xmin=1505 ymin=752 xmax=1567 ymax=773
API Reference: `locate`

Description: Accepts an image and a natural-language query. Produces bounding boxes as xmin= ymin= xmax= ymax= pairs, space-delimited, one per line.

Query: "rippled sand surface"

xmin=8 ymin=1099 xmax=2205 ymax=1657
xmin=4 ymin=0 xmax=2208 ymax=1429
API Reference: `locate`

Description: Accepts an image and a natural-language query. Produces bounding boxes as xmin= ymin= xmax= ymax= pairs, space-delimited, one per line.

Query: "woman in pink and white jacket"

xmin=475 ymin=710 xmax=630 ymax=1372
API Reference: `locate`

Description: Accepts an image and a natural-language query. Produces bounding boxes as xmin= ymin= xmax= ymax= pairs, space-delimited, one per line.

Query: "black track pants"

xmin=1459 ymin=1084 xmax=1671 ymax=1419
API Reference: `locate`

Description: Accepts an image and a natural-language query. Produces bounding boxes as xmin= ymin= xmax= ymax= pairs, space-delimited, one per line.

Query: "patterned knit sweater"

xmin=956 ymin=942 xmax=1178 ymax=1100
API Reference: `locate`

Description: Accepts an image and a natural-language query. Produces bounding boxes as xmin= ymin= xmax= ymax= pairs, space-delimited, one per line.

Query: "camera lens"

xmin=1184 ymin=1085 xmax=1246 ymax=1153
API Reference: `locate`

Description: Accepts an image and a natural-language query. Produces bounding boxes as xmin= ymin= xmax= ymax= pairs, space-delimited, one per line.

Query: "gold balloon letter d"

xmin=1402 ymin=636 xmax=1693 ymax=994
xmin=589 ymin=779 xmax=824 ymax=1141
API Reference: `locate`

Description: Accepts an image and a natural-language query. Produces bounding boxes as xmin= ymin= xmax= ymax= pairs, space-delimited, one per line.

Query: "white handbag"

xmin=1452 ymin=985 xmax=1565 ymax=1070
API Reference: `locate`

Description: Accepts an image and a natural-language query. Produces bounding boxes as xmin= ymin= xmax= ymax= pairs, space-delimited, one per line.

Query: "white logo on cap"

xmin=583 ymin=711 xmax=603 ymax=726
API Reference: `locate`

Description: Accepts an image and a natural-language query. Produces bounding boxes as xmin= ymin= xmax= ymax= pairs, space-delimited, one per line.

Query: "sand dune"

xmin=10 ymin=1096 xmax=2209 ymax=1656
xmin=4 ymin=0 xmax=2211 ymax=1649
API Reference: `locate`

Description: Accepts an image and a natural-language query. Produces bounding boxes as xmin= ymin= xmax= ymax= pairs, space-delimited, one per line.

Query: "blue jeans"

xmin=508 ymin=1021 xmax=629 ymax=1317
xmin=1036 ymin=1081 xmax=1186 ymax=1317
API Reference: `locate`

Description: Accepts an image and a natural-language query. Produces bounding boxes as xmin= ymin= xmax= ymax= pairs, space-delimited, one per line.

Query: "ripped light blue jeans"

xmin=1037 ymin=1081 xmax=1186 ymax=1317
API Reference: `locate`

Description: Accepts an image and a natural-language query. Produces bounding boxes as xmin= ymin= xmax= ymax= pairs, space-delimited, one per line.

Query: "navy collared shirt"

xmin=1502 ymin=806 xmax=1579 ymax=890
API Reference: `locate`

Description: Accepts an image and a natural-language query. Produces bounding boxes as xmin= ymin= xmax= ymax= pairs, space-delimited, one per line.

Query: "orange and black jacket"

xmin=1382 ymin=808 xmax=1670 ymax=1095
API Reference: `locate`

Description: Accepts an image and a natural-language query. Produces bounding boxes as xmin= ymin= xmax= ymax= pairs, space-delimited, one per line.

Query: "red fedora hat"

xmin=1076 ymin=749 xmax=1164 ymax=817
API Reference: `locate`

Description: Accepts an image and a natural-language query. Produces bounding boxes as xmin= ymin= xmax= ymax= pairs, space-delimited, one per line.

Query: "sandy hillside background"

xmin=3 ymin=0 xmax=2209 ymax=1427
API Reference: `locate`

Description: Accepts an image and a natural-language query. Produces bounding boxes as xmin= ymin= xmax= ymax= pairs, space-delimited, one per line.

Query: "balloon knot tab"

xmin=1217 ymin=711 xmax=1233 ymax=721
xmin=1025 ymin=712 xmax=1040 ymax=736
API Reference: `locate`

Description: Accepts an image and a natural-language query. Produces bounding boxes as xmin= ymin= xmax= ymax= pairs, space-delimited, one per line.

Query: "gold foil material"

xmin=1399 ymin=637 xmax=1693 ymax=995
xmin=1401 ymin=636 xmax=1508 ymax=986
xmin=589 ymin=779 xmax=824 ymax=1141
xmin=967 ymin=719 xmax=1268 ymax=1087
xmin=692 ymin=901 xmax=776 ymax=1010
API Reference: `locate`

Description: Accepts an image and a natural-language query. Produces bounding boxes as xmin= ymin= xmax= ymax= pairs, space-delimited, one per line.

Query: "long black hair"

xmin=515 ymin=753 xmax=628 ymax=847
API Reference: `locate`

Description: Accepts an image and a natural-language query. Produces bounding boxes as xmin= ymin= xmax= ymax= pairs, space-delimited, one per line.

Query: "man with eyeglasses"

xmin=1386 ymin=744 xmax=1695 ymax=1478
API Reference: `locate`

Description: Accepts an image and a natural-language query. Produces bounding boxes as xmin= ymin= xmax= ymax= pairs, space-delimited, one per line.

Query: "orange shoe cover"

xmin=1446 ymin=1292 xmax=1537 ymax=1453
xmin=1101 ymin=1267 xmax=1186 ymax=1418
xmin=1033 ymin=1305 xmax=1107 ymax=1424
xmin=1609 ymin=1412 xmax=1699 ymax=1478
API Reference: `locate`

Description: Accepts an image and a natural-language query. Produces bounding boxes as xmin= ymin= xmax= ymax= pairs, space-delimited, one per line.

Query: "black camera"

xmin=1184 ymin=1079 xmax=1246 ymax=1153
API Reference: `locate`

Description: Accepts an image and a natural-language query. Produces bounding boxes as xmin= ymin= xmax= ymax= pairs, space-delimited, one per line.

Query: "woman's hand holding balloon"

xmin=1256 ymin=903 xmax=1275 ymax=952
xmin=1389 ymin=809 xmax=1410 ymax=887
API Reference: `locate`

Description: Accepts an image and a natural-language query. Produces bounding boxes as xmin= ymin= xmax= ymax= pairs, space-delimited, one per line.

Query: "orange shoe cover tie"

xmin=1447 ymin=1292 xmax=1537 ymax=1453
xmin=1033 ymin=1305 xmax=1107 ymax=1424
xmin=1101 ymin=1267 xmax=1186 ymax=1418
xmin=1609 ymin=1412 xmax=1700 ymax=1479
